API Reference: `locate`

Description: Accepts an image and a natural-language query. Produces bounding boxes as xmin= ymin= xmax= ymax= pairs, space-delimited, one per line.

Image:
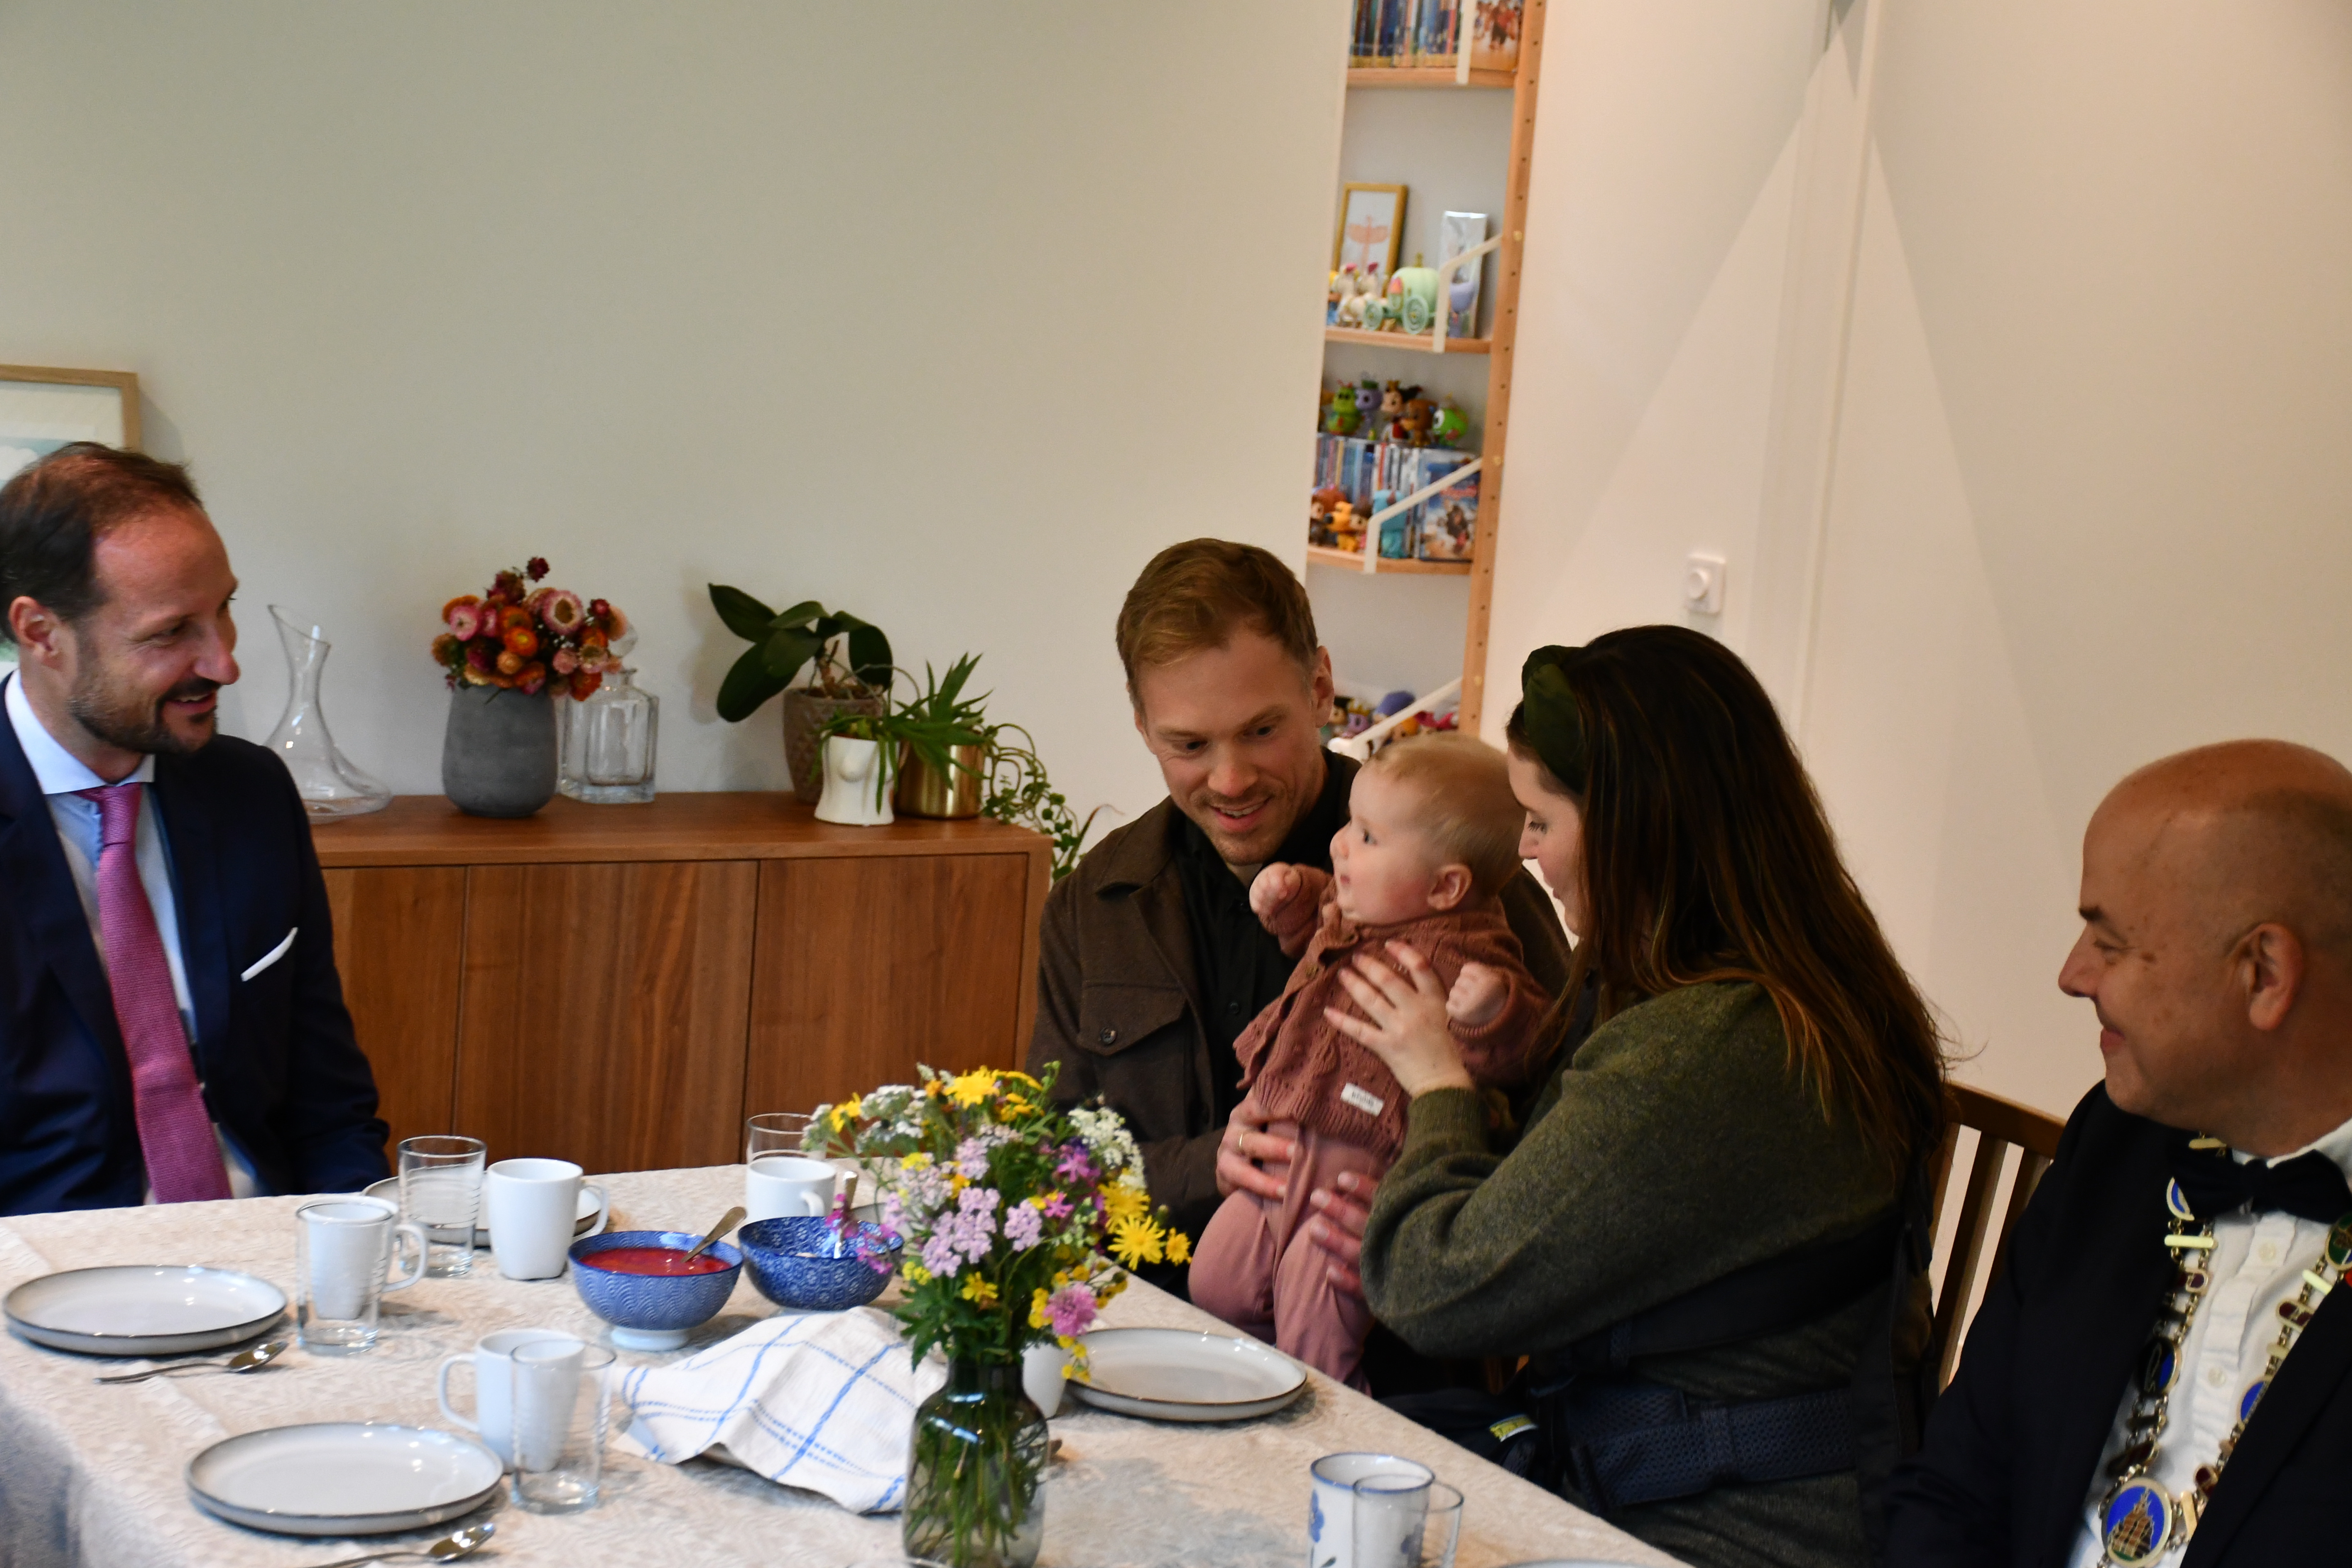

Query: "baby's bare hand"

xmin=1249 ymin=863 xmax=1320 ymax=955
xmin=1447 ymin=962 xmax=1508 ymax=1029
xmin=1248 ymin=863 xmax=1303 ymax=924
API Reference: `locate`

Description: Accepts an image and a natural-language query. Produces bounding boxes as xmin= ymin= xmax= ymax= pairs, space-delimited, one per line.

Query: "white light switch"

xmin=1683 ymin=553 xmax=1726 ymax=616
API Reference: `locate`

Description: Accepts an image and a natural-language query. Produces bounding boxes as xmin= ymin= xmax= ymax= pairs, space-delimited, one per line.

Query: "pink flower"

xmin=541 ymin=590 xmax=587 ymax=636
xmin=1047 ymin=1285 xmax=1097 ymax=1339
xmin=446 ymin=602 xmax=484 ymax=640
xmin=552 ymin=648 xmax=579 ymax=675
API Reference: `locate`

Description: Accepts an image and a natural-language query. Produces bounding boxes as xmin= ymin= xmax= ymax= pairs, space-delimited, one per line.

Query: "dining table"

xmin=0 ymin=1163 xmax=1682 ymax=1568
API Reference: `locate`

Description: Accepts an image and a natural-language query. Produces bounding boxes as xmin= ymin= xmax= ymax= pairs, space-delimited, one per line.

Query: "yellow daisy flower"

xmin=1101 ymin=1183 xmax=1149 ymax=1227
xmin=1029 ymin=1288 xmax=1052 ymax=1330
xmin=901 ymin=1152 xmax=934 ymax=1171
xmin=902 ymin=1262 xmax=934 ymax=1287
xmin=947 ymin=1069 xmax=998 ymax=1107
xmin=1164 ymin=1230 xmax=1192 ymax=1266
xmin=960 ymin=1275 xmax=999 ymax=1307
xmin=1108 ymin=1214 xmax=1164 ymax=1269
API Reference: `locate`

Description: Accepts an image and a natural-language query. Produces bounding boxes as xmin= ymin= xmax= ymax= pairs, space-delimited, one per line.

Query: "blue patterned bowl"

xmin=569 ymin=1230 xmax=742 ymax=1350
xmin=738 ymin=1217 xmax=901 ymax=1312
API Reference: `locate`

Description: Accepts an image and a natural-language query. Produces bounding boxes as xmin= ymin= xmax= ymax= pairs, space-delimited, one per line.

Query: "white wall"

xmin=1484 ymin=0 xmax=2352 ymax=1119
xmin=0 ymin=1 xmax=1350 ymax=830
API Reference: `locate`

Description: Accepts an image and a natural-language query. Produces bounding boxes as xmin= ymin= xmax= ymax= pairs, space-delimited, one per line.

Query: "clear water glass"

xmin=399 ymin=1134 xmax=487 ymax=1277
xmin=1353 ymin=1476 xmax=1462 ymax=1568
xmin=510 ymin=1341 xmax=615 ymax=1514
xmin=746 ymin=1111 xmax=816 ymax=1163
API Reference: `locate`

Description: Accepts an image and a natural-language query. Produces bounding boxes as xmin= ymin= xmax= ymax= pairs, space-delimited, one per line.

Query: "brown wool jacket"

xmin=1234 ymin=875 xmax=1548 ymax=1167
xmin=1025 ymin=778 xmax=1573 ymax=1242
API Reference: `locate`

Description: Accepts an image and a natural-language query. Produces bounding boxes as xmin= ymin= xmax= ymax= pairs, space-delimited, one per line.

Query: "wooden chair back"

xmin=1925 ymin=1083 xmax=2066 ymax=1388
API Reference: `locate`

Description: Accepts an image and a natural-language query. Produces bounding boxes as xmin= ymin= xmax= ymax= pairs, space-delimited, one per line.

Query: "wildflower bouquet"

xmin=431 ymin=558 xmax=630 ymax=700
xmin=806 ymin=1061 xmax=1186 ymax=1373
xmin=807 ymin=1062 xmax=1187 ymax=1568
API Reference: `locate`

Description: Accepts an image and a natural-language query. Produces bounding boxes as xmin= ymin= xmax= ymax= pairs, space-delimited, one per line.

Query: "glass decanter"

xmin=558 ymin=666 xmax=658 ymax=804
xmin=265 ymin=606 xmax=391 ymax=820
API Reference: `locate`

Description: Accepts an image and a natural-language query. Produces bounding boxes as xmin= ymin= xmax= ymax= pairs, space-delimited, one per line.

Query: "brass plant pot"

xmin=894 ymin=743 xmax=985 ymax=819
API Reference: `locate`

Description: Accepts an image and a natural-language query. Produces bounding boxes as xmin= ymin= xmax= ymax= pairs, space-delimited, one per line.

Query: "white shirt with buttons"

xmin=3 ymin=670 xmax=258 ymax=1200
xmin=2063 ymin=1112 xmax=2352 ymax=1566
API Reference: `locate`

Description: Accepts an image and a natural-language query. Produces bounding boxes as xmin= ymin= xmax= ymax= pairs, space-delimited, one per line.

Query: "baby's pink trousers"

xmin=1189 ymin=1118 xmax=1388 ymax=1390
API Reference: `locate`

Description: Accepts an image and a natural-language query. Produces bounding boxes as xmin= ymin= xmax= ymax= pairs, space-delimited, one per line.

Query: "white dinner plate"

xmin=1070 ymin=1327 xmax=1307 ymax=1422
xmin=365 ymin=1178 xmax=599 ymax=1246
xmin=186 ymin=1423 xmax=502 ymax=1536
xmin=4 ymin=1265 xmax=286 ymax=1357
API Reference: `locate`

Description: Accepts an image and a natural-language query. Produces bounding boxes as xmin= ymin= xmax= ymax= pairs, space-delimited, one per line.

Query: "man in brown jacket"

xmin=1025 ymin=539 xmax=1571 ymax=1245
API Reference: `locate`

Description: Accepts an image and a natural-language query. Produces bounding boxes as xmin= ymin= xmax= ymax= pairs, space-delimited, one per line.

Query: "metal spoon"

xmin=680 ymin=1204 xmax=745 ymax=1264
xmin=300 ymin=1519 xmax=494 ymax=1568
xmin=93 ymin=1338 xmax=290 ymax=1384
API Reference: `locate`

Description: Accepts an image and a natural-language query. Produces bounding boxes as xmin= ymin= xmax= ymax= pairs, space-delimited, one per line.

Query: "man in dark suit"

xmin=1889 ymin=740 xmax=2352 ymax=1565
xmin=0 ymin=443 xmax=387 ymax=1214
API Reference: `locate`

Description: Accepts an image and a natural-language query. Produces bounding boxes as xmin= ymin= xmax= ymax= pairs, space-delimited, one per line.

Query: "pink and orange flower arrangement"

xmin=430 ymin=557 xmax=629 ymax=700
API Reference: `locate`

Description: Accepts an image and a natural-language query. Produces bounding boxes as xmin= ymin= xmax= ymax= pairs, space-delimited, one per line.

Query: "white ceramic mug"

xmin=745 ymin=1154 xmax=835 ymax=1223
xmin=295 ymin=1197 xmax=427 ymax=1354
xmin=437 ymin=1327 xmax=584 ymax=1468
xmin=1307 ymin=1452 xmax=1432 ymax=1568
xmin=484 ymin=1158 xmax=610 ymax=1280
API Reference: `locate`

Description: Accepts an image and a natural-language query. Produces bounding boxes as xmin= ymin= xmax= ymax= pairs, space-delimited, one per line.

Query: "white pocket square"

xmin=240 ymin=927 xmax=298 ymax=983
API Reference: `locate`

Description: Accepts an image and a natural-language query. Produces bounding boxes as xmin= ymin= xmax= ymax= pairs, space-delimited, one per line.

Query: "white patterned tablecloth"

xmin=0 ymin=1165 xmax=1679 ymax=1568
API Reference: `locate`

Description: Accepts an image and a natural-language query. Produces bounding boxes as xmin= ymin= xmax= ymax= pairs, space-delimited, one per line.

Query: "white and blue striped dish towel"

xmin=612 ymin=1307 xmax=946 ymax=1514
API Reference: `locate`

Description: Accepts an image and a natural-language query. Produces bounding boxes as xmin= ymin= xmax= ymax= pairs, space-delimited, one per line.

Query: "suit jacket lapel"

xmin=152 ymin=755 xmax=230 ymax=1066
xmin=2034 ymin=1134 xmax=2179 ymax=1567
xmin=0 ymin=710 xmax=126 ymax=1068
xmin=2181 ymin=1281 xmax=2352 ymax=1566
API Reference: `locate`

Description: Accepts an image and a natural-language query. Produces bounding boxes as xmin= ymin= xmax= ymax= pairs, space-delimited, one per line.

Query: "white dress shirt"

xmin=2063 ymin=1112 xmax=2352 ymax=1566
xmin=4 ymin=671 xmax=257 ymax=1200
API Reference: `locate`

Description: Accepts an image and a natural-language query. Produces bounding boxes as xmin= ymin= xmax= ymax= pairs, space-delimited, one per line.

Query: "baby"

xmin=1189 ymin=733 xmax=1549 ymax=1388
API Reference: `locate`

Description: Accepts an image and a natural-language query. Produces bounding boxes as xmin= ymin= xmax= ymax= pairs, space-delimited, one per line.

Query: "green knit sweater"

xmin=1361 ymin=981 xmax=1906 ymax=1568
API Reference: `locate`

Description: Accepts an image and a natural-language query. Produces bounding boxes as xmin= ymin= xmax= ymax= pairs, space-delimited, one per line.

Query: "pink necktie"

xmin=76 ymin=784 xmax=231 ymax=1203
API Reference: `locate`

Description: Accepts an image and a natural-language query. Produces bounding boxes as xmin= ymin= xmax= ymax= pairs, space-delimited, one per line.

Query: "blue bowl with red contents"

xmin=569 ymin=1230 xmax=743 ymax=1350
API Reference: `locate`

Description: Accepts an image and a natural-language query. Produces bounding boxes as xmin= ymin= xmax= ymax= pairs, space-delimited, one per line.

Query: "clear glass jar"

xmin=558 ymin=667 xmax=658 ymax=804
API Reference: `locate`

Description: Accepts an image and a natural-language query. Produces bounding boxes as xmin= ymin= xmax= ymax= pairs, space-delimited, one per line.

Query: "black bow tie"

xmin=2168 ymin=1142 xmax=2352 ymax=1226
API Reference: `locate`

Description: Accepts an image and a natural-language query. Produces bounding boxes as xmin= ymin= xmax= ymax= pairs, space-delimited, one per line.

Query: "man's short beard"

xmin=66 ymin=666 xmax=218 ymax=757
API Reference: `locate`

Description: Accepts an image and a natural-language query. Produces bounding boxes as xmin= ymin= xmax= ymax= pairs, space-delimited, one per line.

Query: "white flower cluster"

xmin=1067 ymin=1105 xmax=1141 ymax=1179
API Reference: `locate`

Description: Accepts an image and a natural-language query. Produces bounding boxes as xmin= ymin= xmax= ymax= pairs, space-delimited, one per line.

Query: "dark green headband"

xmin=1519 ymin=645 xmax=1590 ymax=795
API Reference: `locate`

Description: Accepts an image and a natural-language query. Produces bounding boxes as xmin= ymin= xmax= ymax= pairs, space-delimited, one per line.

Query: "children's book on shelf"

xmin=1312 ymin=433 xmax=1481 ymax=562
xmin=1348 ymin=0 xmax=1520 ymax=71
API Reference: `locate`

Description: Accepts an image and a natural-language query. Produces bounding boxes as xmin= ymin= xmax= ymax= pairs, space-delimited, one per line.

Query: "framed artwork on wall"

xmin=1333 ymin=183 xmax=1406 ymax=279
xmin=0 ymin=364 xmax=142 ymax=487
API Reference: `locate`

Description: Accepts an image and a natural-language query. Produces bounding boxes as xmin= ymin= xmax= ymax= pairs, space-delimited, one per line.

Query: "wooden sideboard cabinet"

xmin=312 ymin=794 xmax=1051 ymax=1175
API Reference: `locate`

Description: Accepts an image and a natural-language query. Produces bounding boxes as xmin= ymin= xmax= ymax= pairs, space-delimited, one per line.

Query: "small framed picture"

xmin=0 ymin=365 xmax=142 ymax=485
xmin=1333 ymin=183 xmax=1406 ymax=280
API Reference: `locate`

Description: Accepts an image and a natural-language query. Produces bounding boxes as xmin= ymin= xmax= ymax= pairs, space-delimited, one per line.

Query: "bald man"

xmin=1888 ymin=741 xmax=2352 ymax=1566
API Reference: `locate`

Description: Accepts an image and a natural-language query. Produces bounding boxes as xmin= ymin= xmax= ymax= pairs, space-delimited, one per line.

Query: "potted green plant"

xmin=813 ymin=668 xmax=988 ymax=826
xmin=708 ymin=587 xmax=892 ymax=805
xmin=858 ymin=653 xmax=1104 ymax=879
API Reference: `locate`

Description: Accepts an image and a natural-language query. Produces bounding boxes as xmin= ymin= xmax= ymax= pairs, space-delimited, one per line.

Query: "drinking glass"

xmin=295 ymin=1197 xmax=426 ymax=1354
xmin=1353 ymin=1477 xmax=1462 ymax=1568
xmin=399 ymin=1134 xmax=487 ymax=1277
xmin=510 ymin=1340 xmax=615 ymax=1514
xmin=746 ymin=1111 xmax=815 ymax=1164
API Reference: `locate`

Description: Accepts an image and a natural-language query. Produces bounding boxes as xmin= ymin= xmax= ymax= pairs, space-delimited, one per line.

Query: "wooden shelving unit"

xmin=1311 ymin=1 xmax=1546 ymax=735
xmin=1306 ymin=544 xmax=1473 ymax=576
xmin=1346 ymin=65 xmax=1516 ymax=89
xmin=1323 ymin=326 xmax=1491 ymax=354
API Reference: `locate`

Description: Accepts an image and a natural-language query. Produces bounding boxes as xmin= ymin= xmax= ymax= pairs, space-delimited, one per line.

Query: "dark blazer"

xmin=0 ymin=706 xmax=388 ymax=1214
xmin=1887 ymin=1085 xmax=2352 ymax=1566
xmin=1024 ymin=751 xmax=1573 ymax=1241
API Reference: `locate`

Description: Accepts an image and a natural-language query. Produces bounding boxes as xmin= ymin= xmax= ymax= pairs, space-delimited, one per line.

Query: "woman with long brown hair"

xmin=1324 ymin=628 xmax=1947 ymax=1568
